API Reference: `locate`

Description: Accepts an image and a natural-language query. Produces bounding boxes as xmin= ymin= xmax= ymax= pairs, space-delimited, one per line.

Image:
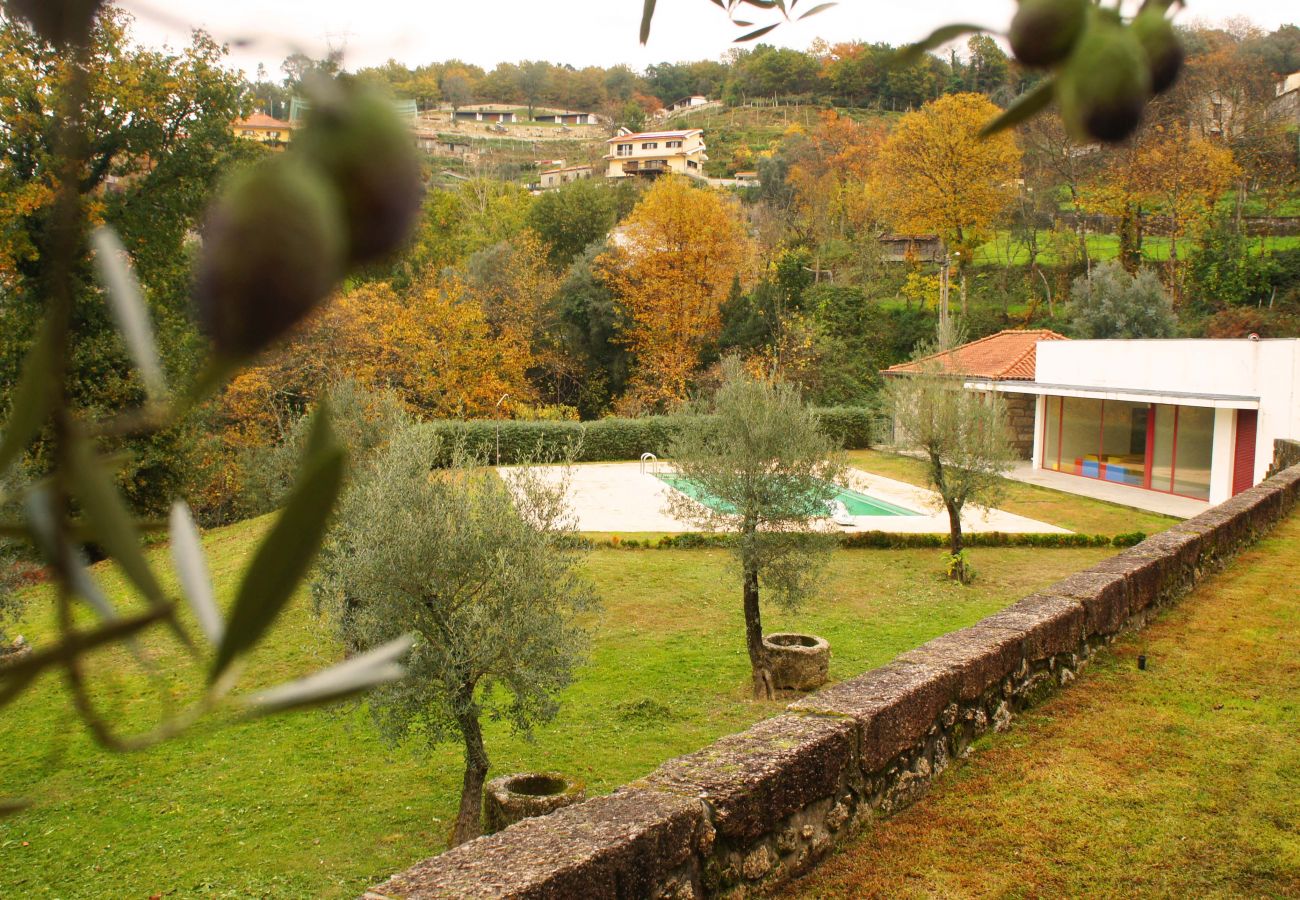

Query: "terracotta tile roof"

xmin=883 ymin=329 xmax=1069 ymax=380
xmin=235 ymin=112 xmax=293 ymax=129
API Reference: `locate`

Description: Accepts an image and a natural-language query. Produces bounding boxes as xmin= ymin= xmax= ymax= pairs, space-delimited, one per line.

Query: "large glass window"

xmin=1040 ymin=398 xmax=1213 ymax=500
xmin=1173 ymin=406 xmax=1213 ymax=500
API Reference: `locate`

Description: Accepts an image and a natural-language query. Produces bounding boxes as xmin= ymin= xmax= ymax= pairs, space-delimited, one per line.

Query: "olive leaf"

xmin=169 ymin=501 xmax=222 ymax=646
xmin=981 ymin=78 xmax=1058 ymax=137
xmin=797 ymin=2 xmax=836 ymax=21
xmin=243 ymin=634 xmax=413 ymax=716
xmin=68 ymin=436 xmax=166 ymax=608
xmin=894 ymin=23 xmax=987 ymax=67
xmin=0 ymin=317 xmax=55 ymax=480
xmin=24 ymin=487 xmax=118 ymax=622
xmin=639 ymin=0 xmax=656 ymax=43
xmin=735 ymin=22 xmax=780 ymax=42
xmin=91 ymin=227 xmax=166 ymax=402
xmin=210 ymin=404 xmax=345 ymax=682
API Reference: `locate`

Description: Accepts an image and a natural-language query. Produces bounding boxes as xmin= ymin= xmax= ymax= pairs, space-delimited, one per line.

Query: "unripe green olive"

xmin=1057 ymin=13 xmax=1152 ymax=143
xmin=1009 ymin=0 xmax=1090 ymax=69
xmin=8 ymin=0 xmax=103 ymax=46
xmin=195 ymin=157 xmax=346 ymax=359
xmin=293 ymin=82 xmax=424 ymax=265
xmin=1132 ymin=8 xmax=1184 ymax=94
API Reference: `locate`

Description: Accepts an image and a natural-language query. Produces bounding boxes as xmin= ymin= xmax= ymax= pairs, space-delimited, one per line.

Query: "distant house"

xmin=734 ymin=171 xmax=759 ymax=184
xmin=232 ymin=112 xmax=294 ymax=148
xmin=412 ymin=130 xmax=471 ymax=156
xmin=453 ymin=105 xmax=518 ymax=123
xmin=892 ymin=333 xmax=1300 ymax=509
xmin=533 ymin=110 xmax=597 ymax=125
xmin=539 ymin=164 xmax=594 ymax=189
xmin=884 ymin=329 xmax=1069 ymax=459
xmin=1271 ymin=70 xmax=1300 ymax=126
xmin=877 ymin=234 xmax=944 ymax=263
xmin=665 ymin=95 xmax=709 ymax=113
xmin=604 ymin=129 xmax=707 ymax=180
xmin=288 ymin=97 xmax=418 ymax=123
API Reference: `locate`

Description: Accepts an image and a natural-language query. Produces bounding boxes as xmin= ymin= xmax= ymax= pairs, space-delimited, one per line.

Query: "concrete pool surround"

xmin=499 ymin=462 xmax=1069 ymax=535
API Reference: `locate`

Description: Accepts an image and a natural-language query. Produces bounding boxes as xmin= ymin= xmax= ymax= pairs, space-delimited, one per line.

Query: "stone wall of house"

xmin=1270 ymin=438 xmax=1300 ymax=477
xmin=1003 ymin=392 xmax=1036 ymax=460
xmin=366 ymin=462 xmax=1300 ymax=900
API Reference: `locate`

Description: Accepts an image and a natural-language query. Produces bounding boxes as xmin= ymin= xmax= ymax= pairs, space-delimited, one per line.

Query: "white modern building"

xmin=967 ymin=338 xmax=1300 ymax=507
xmin=604 ymin=129 xmax=707 ymax=180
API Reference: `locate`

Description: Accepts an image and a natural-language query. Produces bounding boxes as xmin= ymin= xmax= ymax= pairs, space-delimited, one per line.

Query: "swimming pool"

xmin=656 ymin=473 xmax=919 ymax=517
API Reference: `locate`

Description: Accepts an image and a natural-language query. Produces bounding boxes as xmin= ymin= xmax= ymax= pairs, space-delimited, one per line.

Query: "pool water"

xmin=656 ymin=473 xmax=918 ymax=517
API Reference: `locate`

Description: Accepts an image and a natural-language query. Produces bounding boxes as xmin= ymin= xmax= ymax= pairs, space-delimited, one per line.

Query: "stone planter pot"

xmin=484 ymin=772 xmax=586 ymax=833
xmin=763 ymin=632 xmax=830 ymax=691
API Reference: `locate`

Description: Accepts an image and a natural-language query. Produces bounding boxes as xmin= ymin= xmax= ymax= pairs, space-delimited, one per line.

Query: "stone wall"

xmin=1003 ymin=392 xmax=1036 ymax=460
xmin=366 ymin=463 xmax=1300 ymax=900
xmin=1270 ymin=438 xmax=1300 ymax=478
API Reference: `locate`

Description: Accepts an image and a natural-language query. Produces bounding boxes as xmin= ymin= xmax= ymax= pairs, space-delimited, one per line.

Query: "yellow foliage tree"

xmin=596 ymin=177 xmax=754 ymax=412
xmin=870 ymin=93 xmax=1022 ymax=250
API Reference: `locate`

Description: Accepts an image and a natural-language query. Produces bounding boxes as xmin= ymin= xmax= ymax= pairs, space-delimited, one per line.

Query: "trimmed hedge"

xmin=578 ymin=530 xmax=1146 ymax=551
xmin=419 ymin=407 xmax=875 ymax=466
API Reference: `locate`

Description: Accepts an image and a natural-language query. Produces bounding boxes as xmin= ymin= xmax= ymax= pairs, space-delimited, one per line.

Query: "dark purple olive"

xmin=1010 ymin=0 xmax=1090 ymax=69
xmin=195 ymin=157 xmax=345 ymax=359
xmin=1058 ymin=13 xmax=1153 ymax=143
xmin=8 ymin=0 xmax=103 ymax=45
xmin=1132 ymin=8 xmax=1185 ymax=94
xmin=293 ymin=83 xmax=424 ymax=266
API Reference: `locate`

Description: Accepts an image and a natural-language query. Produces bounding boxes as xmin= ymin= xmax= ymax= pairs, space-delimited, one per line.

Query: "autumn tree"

xmin=870 ymin=93 xmax=1021 ymax=314
xmin=597 ymin=177 xmax=753 ymax=412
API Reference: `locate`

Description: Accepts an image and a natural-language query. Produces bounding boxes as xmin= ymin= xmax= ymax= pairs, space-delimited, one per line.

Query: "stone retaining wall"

xmin=1270 ymin=438 xmax=1300 ymax=478
xmin=366 ymin=462 xmax=1300 ymax=900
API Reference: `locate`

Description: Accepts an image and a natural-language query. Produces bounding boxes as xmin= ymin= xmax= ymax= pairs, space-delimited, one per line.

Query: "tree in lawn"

xmin=596 ymin=177 xmax=753 ymax=412
xmin=315 ymin=426 xmax=598 ymax=846
xmin=884 ymin=323 xmax=1015 ymax=583
xmin=668 ymin=358 xmax=844 ymax=700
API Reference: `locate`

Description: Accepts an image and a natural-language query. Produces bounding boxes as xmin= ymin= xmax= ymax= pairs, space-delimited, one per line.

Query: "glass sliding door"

xmin=1039 ymin=397 xmax=1215 ymax=500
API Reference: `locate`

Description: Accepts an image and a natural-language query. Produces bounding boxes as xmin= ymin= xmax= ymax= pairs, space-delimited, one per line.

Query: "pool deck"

xmin=500 ymin=462 xmax=1070 ymax=535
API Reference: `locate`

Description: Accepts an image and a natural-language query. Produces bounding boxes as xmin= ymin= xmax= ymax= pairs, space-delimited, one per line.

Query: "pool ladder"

xmin=640 ymin=452 xmax=661 ymax=475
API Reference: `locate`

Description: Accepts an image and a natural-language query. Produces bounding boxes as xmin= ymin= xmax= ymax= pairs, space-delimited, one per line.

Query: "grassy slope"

xmin=0 ymin=515 xmax=1110 ymax=898
xmin=845 ymin=449 xmax=1179 ymax=537
xmin=973 ymin=231 xmax=1300 ymax=267
xmin=784 ymin=509 xmax=1300 ymax=899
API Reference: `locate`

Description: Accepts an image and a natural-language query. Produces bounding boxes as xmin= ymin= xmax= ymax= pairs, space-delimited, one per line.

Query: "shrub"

xmin=1067 ymin=262 xmax=1177 ymax=339
xmin=417 ymin=406 xmax=875 ymax=467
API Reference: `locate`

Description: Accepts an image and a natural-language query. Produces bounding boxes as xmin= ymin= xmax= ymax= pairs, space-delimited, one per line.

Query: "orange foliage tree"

xmin=870 ymin=92 xmax=1022 ymax=253
xmin=596 ymin=177 xmax=753 ymax=412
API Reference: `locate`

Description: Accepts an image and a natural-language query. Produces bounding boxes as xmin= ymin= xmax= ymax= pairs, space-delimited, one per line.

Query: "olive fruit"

xmin=1009 ymin=0 xmax=1090 ymax=69
xmin=293 ymin=83 xmax=424 ymax=265
xmin=1132 ymin=8 xmax=1184 ymax=94
xmin=8 ymin=0 xmax=103 ymax=46
xmin=1057 ymin=13 xmax=1152 ymax=143
xmin=195 ymin=157 xmax=346 ymax=359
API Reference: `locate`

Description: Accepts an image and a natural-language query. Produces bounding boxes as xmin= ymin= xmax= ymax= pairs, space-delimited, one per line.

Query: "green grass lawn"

xmin=845 ymin=449 xmax=1179 ymax=537
xmin=972 ymin=231 xmax=1300 ymax=266
xmin=783 ymin=509 xmax=1300 ymax=899
xmin=0 ymin=515 xmax=1111 ymax=898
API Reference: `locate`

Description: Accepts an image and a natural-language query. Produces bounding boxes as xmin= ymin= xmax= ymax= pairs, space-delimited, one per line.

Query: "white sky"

xmin=120 ymin=0 xmax=1298 ymax=78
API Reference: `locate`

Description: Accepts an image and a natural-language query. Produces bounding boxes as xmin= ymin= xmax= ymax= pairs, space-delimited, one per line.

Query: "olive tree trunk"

xmin=450 ymin=695 xmax=489 ymax=847
xmin=742 ymin=552 xmax=773 ymax=700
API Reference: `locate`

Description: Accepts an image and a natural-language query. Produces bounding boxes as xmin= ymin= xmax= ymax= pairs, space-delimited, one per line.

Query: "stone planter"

xmin=763 ymin=632 xmax=830 ymax=691
xmin=484 ymin=772 xmax=586 ymax=833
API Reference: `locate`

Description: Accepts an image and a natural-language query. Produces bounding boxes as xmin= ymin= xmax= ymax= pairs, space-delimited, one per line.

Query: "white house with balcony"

xmin=963 ymin=338 xmax=1300 ymax=513
xmin=604 ymin=129 xmax=707 ymax=180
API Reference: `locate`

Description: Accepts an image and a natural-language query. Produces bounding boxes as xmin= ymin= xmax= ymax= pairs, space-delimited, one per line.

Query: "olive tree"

xmin=668 ymin=358 xmax=844 ymax=700
xmin=314 ymin=426 xmax=598 ymax=846
xmin=884 ymin=323 xmax=1015 ymax=583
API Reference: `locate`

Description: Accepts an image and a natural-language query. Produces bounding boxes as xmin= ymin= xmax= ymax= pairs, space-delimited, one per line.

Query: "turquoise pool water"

xmin=656 ymin=473 xmax=918 ymax=517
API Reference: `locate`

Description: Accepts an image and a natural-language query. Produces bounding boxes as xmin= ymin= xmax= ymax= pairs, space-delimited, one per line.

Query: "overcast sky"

xmin=120 ymin=0 xmax=1298 ymax=78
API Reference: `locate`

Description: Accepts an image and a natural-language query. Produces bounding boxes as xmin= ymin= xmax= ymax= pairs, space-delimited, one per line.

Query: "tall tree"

xmin=316 ymin=427 xmax=597 ymax=846
xmin=870 ymin=93 xmax=1021 ymax=313
xmin=884 ymin=323 xmax=1016 ymax=582
xmin=668 ymin=358 xmax=843 ymax=699
xmin=596 ymin=178 xmax=753 ymax=412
